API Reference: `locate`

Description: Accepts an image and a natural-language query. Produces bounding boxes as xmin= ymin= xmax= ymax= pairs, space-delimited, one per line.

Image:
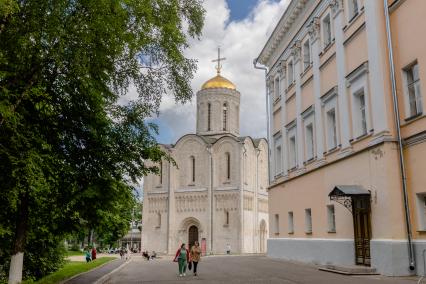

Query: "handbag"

xmin=188 ymin=261 xmax=192 ymax=270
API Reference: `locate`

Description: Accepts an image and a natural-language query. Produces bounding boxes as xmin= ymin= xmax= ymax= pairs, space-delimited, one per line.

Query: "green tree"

xmin=0 ymin=0 xmax=204 ymax=282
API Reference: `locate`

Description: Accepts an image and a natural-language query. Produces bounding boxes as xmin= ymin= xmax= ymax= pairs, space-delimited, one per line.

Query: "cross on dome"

xmin=212 ymin=46 xmax=226 ymax=75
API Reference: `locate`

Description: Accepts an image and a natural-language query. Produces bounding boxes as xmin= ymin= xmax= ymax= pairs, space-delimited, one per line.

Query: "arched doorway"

xmin=188 ymin=225 xmax=199 ymax=248
xmin=260 ymin=220 xmax=267 ymax=253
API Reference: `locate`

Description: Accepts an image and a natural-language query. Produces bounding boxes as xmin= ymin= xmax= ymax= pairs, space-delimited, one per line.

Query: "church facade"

xmin=142 ymin=63 xmax=269 ymax=255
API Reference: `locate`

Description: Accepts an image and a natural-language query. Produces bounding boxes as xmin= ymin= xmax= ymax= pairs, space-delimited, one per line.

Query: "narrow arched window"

xmin=225 ymin=211 xmax=229 ymax=225
xmin=157 ymin=212 xmax=161 ymax=228
xmin=207 ymin=103 xmax=211 ymax=131
xmin=226 ymin=152 xmax=231 ymax=180
xmin=223 ymin=103 xmax=228 ymax=131
xmin=190 ymin=156 xmax=195 ymax=183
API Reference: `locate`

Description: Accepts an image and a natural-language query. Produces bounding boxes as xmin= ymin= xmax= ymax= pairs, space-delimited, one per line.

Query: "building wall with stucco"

xmin=142 ymin=71 xmax=268 ymax=255
xmin=258 ymin=0 xmax=426 ymax=276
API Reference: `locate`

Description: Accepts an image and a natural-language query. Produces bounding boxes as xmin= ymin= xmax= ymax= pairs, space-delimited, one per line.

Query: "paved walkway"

xmin=105 ymin=255 xmax=418 ymax=284
xmin=65 ymin=258 xmax=126 ymax=284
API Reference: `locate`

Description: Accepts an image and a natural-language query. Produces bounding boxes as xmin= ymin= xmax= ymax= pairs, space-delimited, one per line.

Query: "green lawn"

xmin=32 ymin=257 xmax=115 ymax=284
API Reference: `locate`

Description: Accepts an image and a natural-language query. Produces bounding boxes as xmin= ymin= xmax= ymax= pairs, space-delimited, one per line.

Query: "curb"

xmin=94 ymin=257 xmax=131 ymax=284
xmin=61 ymin=258 xmax=118 ymax=284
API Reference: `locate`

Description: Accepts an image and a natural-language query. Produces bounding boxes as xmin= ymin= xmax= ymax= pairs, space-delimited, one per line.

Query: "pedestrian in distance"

xmin=91 ymin=246 xmax=97 ymax=260
xmin=85 ymin=248 xmax=91 ymax=263
xmin=173 ymin=243 xmax=190 ymax=277
xmin=226 ymin=243 xmax=231 ymax=255
xmin=190 ymin=241 xmax=202 ymax=276
xmin=120 ymin=248 xmax=124 ymax=260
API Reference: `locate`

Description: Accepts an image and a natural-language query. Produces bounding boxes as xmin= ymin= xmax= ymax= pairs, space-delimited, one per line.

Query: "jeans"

xmin=193 ymin=261 xmax=198 ymax=274
xmin=178 ymin=258 xmax=187 ymax=274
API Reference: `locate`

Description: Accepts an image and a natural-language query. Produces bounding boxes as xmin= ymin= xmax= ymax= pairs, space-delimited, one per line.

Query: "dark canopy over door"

xmin=329 ymin=185 xmax=371 ymax=266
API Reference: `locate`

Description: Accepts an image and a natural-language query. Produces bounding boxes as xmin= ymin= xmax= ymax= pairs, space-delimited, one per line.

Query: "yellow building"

xmin=256 ymin=0 xmax=426 ymax=276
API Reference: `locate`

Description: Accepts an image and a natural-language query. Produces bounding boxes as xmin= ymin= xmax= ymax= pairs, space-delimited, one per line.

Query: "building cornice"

xmin=257 ymin=0 xmax=310 ymax=66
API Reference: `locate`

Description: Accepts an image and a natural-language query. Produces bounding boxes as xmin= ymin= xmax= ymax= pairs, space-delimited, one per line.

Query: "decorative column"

xmin=308 ymin=17 xmax=325 ymax=163
xmin=331 ymin=0 xmax=352 ymax=152
xmin=278 ymin=60 xmax=289 ymax=175
xmin=291 ymin=41 xmax=304 ymax=170
xmin=364 ymin=0 xmax=390 ymax=139
xmin=267 ymin=76 xmax=275 ymax=181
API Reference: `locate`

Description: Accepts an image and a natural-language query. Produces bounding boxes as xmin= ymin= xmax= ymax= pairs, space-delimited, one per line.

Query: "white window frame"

xmin=274 ymin=134 xmax=283 ymax=176
xmin=403 ymin=61 xmax=423 ymax=119
xmin=348 ymin=70 xmax=371 ymax=139
xmin=352 ymin=89 xmax=368 ymax=137
xmin=327 ymin=205 xmax=336 ymax=233
xmin=322 ymin=91 xmax=340 ymax=151
xmin=347 ymin=0 xmax=360 ymax=22
xmin=274 ymin=76 xmax=280 ymax=100
xmin=302 ymin=38 xmax=311 ymax=71
xmin=321 ymin=12 xmax=332 ymax=49
xmin=287 ymin=126 xmax=297 ymax=170
xmin=302 ymin=110 xmax=315 ymax=162
xmin=305 ymin=208 xmax=312 ymax=233
xmin=416 ymin=193 xmax=426 ymax=231
xmin=288 ymin=211 xmax=294 ymax=234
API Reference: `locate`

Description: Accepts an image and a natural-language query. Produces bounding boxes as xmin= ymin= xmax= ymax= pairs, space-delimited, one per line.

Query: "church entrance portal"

xmin=188 ymin=225 xmax=199 ymax=248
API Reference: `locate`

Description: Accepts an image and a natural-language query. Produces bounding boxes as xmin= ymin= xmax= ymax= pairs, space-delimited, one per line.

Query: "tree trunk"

xmin=8 ymin=193 xmax=29 ymax=284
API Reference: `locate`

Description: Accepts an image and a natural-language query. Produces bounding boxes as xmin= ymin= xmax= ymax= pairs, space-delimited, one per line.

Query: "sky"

xmin=150 ymin=0 xmax=290 ymax=145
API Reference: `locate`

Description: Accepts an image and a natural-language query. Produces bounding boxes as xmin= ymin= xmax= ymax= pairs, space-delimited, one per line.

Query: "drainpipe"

xmin=253 ymin=58 xmax=270 ymax=184
xmin=383 ymin=0 xmax=415 ymax=271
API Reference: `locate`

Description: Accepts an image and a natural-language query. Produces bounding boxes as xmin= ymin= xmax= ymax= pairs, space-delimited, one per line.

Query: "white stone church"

xmin=142 ymin=56 xmax=269 ymax=255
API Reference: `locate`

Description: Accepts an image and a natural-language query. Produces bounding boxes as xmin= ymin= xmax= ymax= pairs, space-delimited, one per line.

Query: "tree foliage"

xmin=0 ymin=0 xmax=204 ymax=281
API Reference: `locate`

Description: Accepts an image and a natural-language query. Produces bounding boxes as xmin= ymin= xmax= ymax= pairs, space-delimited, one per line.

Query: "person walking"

xmin=190 ymin=241 xmax=202 ymax=276
xmin=85 ymin=248 xmax=91 ymax=263
xmin=173 ymin=243 xmax=189 ymax=277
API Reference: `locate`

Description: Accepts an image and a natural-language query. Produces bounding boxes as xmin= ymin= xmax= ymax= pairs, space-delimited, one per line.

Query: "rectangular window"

xmin=225 ymin=211 xmax=230 ymax=226
xmin=305 ymin=208 xmax=312 ymax=233
xmin=305 ymin=123 xmax=314 ymax=161
xmin=326 ymin=109 xmax=337 ymax=150
xmin=288 ymin=135 xmax=297 ymax=169
xmin=322 ymin=14 xmax=331 ymax=48
xmin=288 ymin=211 xmax=294 ymax=234
xmin=274 ymin=77 xmax=280 ymax=99
xmin=405 ymin=62 xmax=422 ymax=117
xmin=353 ymin=90 xmax=367 ymax=137
xmin=327 ymin=205 xmax=336 ymax=232
xmin=303 ymin=39 xmax=311 ymax=70
xmin=276 ymin=146 xmax=282 ymax=175
xmin=348 ymin=0 xmax=359 ymax=21
xmin=416 ymin=194 xmax=426 ymax=231
xmin=274 ymin=214 xmax=280 ymax=235
xmin=274 ymin=135 xmax=282 ymax=175
xmin=288 ymin=60 xmax=294 ymax=86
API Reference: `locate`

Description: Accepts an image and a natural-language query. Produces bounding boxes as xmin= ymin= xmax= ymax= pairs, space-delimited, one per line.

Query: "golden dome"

xmin=201 ymin=74 xmax=236 ymax=90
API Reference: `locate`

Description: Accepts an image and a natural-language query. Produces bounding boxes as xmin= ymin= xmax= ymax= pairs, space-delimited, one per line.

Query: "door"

xmin=353 ymin=197 xmax=372 ymax=266
xmin=188 ymin=225 xmax=198 ymax=248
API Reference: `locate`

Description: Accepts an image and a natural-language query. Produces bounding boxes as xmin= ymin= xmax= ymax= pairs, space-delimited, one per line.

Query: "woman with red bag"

xmin=173 ymin=243 xmax=190 ymax=277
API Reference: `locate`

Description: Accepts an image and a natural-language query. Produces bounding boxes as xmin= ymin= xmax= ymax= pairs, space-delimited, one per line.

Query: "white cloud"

xmin=155 ymin=0 xmax=290 ymax=144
